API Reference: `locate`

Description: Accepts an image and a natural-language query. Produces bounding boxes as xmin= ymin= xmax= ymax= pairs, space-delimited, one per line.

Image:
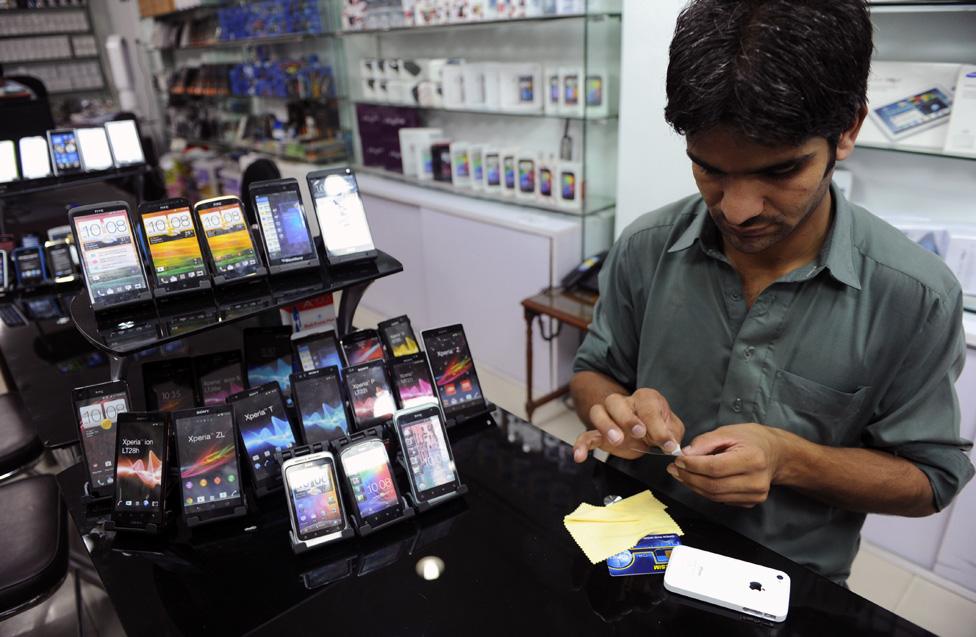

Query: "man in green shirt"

xmin=571 ymin=0 xmax=974 ymax=583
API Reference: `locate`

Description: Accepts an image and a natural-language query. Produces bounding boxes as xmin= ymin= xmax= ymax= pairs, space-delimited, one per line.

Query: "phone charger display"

xmin=585 ymin=71 xmax=611 ymax=118
xmin=398 ymin=58 xmax=429 ymax=82
xmin=375 ymin=79 xmax=390 ymax=102
xmin=450 ymin=142 xmax=472 ymax=188
xmin=384 ymin=59 xmax=401 ymax=80
xmin=442 ymin=63 xmax=466 ymax=109
xmin=544 ymin=67 xmax=561 ymax=115
xmin=362 ymin=78 xmax=379 ymax=101
xmin=399 ymin=128 xmax=443 ymax=179
xmin=558 ymin=161 xmax=582 ymax=211
xmin=499 ymin=64 xmax=542 ymax=113
xmin=462 ymin=63 xmax=487 ymax=109
xmin=516 ymin=154 xmax=537 ymax=200
xmin=559 ymin=66 xmax=584 ymax=117
xmin=469 ymin=145 xmax=485 ymax=191
xmin=431 ymin=142 xmax=454 ymax=182
xmin=386 ymin=80 xmax=409 ymax=104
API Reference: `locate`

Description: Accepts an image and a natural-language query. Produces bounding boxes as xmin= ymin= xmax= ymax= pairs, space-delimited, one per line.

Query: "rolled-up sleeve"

xmin=572 ymin=238 xmax=640 ymax=391
xmin=862 ymin=287 xmax=975 ymax=511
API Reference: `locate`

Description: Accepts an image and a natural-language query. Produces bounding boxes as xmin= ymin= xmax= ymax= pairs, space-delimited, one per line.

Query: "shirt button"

xmin=744 ymin=346 xmax=755 ymax=359
xmin=732 ymin=398 xmax=743 ymax=413
xmin=730 ymin=291 xmax=742 ymax=301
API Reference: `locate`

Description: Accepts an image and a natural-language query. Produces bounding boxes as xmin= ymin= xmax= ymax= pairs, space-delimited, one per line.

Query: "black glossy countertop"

xmin=57 ymin=410 xmax=930 ymax=636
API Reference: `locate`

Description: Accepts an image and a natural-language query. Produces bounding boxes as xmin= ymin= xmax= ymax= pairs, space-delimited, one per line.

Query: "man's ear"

xmin=836 ymin=105 xmax=868 ymax=161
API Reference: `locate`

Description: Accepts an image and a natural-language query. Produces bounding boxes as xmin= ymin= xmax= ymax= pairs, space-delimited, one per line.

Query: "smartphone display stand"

xmin=330 ymin=431 xmax=415 ymax=537
xmin=184 ymin=498 xmax=248 ymax=529
xmin=398 ymin=460 xmax=469 ymax=514
xmin=445 ymin=401 xmax=496 ymax=429
xmin=105 ymin=513 xmax=169 ymax=535
xmin=278 ymin=443 xmax=355 ymax=554
xmin=81 ymin=481 xmax=114 ymax=516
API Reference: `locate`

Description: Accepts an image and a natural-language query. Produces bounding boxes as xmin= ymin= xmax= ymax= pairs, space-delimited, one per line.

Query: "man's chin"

xmin=723 ymin=233 xmax=782 ymax=254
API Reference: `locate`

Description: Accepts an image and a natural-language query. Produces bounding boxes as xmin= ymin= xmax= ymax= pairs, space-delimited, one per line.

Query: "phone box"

xmin=499 ymin=63 xmax=542 ymax=112
xmin=585 ymin=71 xmax=610 ymax=118
xmin=462 ymin=63 xmax=487 ymax=109
xmin=558 ymin=161 xmax=582 ymax=211
xmin=470 ymin=0 xmax=488 ymax=19
xmin=537 ymin=155 xmax=555 ymax=204
xmin=544 ymin=67 xmax=561 ymax=115
xmin=449 ymin=0 xmax=469 ymax=22
xmin=431 ymin=142 xmax=454 ymax=182
xmin=417 ymin=80 xmax=444 ymax=108
xmin=557 ymin=0 xmax=583 ymax=13
xmin=559 ymin=66 xmax=584 ymax=117
xmin=944 ymin=65 xmax=976 ymax=158
xmin=399 ymin=128 xmax=443 ymax=178
xmin=469 ymin=145 xmax=485 ymax=191
xmin=360 ymin=58 xmax=377 ymax=79
xmin=481 ymin=64 xmax=501 ymax=110
xmin=515 ymin=153 xmax=537 ymax=200
xmin=402 ymin=0 xmax=418 ymax=24
xmin=450 ymin=142 xmax=472 ymax=187
xmin=442 ymin=63 xmax=466 ymax=109
xmin=501 ymin=148 xmax=518 ymax=196
xmin=386 ymin=80 xmax=409 ymax=104
xmin=481 ymin=146 xmax=501 ymax=193
xmin=607 ymin=534 xmax=682 ymax=577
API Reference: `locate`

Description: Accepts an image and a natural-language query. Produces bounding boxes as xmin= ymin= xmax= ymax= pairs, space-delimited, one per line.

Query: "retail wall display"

xmin=218 ymin=0 xmax=324 ymax=40
xmin=0 ymin=8 xmax=89 ymax=37
xmin=342 ymin=0 xmax=588 ymax=31
xmin=167 ymin=58 xmax=337 ymax=101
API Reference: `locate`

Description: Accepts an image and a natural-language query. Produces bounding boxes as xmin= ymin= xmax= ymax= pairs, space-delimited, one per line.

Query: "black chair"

xmin=241 ymin=158 xmax=281 ymax=225
xmin=0 ymin=75 xmax=55 ymax=139
xmin=0 ymin=393 xmax=43 ymax=481
xmin=0 ymin=475 xmax=69 ymax=620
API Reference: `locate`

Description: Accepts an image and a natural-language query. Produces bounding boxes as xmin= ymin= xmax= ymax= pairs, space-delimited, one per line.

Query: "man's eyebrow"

xmin=686 ymin=151 xmax=816 ymax=175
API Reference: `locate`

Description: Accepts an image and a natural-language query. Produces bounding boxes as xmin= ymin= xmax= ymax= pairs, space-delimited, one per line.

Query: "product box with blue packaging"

xmin=607 ymin=534 xmax=681 ymax=577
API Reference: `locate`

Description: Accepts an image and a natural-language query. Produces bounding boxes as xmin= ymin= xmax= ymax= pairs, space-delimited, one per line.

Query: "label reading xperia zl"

xmin=176 ymin=410 xmax=242 ymax=514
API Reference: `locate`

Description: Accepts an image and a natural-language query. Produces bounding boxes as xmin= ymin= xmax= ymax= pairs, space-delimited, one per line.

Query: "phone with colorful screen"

xmin=142 ymin=357 xmax=197 ymax=412
xmin=377 ymin=315 xmax=420 ymax=358
xmin=389 ymin=353 xmax=438 ymax=409
xmin=393 ymin=404 xmax=461 ymax=503
xmin=340 ymin=328 xmax=385 ymax=366
xmin=338 ymin=436 xmax=404 ymax=527
xmin=283 ymin=450 xmax=349 ymax=544
xmin=46 ymin=129 xmax=83 ymax=175
xmin=291 ymin=366 xmax=351 ymax=444
xmin=292 ymin=329 xmax=343 ymax=373
xmin=227 ymin=382 xmax=297 ymax=496
xmin=343 ymin=360 xmax=396 ymax=430
xmin=422 ymin=324 xmax=487 ymax=422
xmin=249 ymin=178 xmax=319 ymax=274
xmin=244 ymin=326 xmax=295 ymax=401
xmin=137 ymin=198 xmax=211 ymax=296
xmin=68 ymin=201 xmax=152 ymax=311
xmin=173 ymin=405 xmax=247 ymax=525
xmin=193 ymin=351 xmax=245 ymax=406
xmin=193 ymin=196 xmax=264 ymax=285
xmin=72 ymin=380 xmax=130 ymax=499
xmin=111 ymin=412 xmax=167 ymax=532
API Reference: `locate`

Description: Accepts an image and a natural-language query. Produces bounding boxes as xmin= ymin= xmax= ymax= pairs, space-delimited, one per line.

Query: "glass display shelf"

xmin=5 ymin=55 xmax=99 ymax=65
xmin=0 ymin=165 xmax=149 ymax=199
xmin=348 ymin=99 xmax=617 ymax=123
xmin=170 ymin=92 xmax=345 ymax=103
xmin=355 ymin=164 xmax=615 ymax=217
xmin=855 ymin=141 xmax=976 ymax=162
xmin=869 ymin=2 xmax=976 ymax=13
xmin=178 ymin=136 xmax=351 ymax=166
xmin=0 ymin=29 xmax=92 ymax=39
xmin=341 ymin=12 xmax=622 ymax=36
xmin=0 ymin=4 xmax=92 ymax=12
xmin=69 ymin=250 xmax=402 ymax=357
xmin=48 ymin=86 xmax=107 ymax=96
xmin=152 ymin=31 xmax=337 ymax=52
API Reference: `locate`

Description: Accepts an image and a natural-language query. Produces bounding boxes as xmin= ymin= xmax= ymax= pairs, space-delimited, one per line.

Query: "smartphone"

xmin=76 ymin=126 xmax=114 ymax=172
xmin=193 ymin=196 xmax=264 ymax=284
xmin=306 ymin=168 xmax=378 ymax=266
xmin=249 ymin=178 xmax=319 ymax=274
xmin=172 ymin=405 xmax=246 ymax=525
xmin=292 ymin=329 xmax=343 ymax=373
xmin=21 ymin=294 xmax=63 ymax=320
xmin=422 ymin=324 xmax=487 ymax=422
xmin=43 ymin=239 xmax=76 ymax=283
xmin=389 ymin=353 xmax=438 ymax=409
xmin=18 ymin=136 xmax=52 ymax=180
xmin=227 ymin=382 xmax=297 ymax=496
xmin=193 ymin=351 xmax=245 ymax=406
xmin=142 ymin=358 xmax=197 ymax=412
xmin=0 ymin=250 xmax=9 ymax=290
xmin=337 ymin=437 xmax=404 ymax=527
xmin=68 ymin=201 xmax=152 ymax=311
xmin=12 ymin=246 xmax=46 ymax=287
xmin=0 ymin=140 xmax=19 ymax=183
xmin=663 ymin=545 xmax=791 ymax=623
xmin=539 ymin=167 xmax=553 ymax=198
xmin=244 ymin=326 xmax=295 ymax=400
xmin=104 ymin=119 xmax=146 ymax=166
xmin=137 ymin=198 xmax=211 ymax=296
xmin=393 ymin=404 xmax=461 ymax=503
xmin=340 ymin=328 xmax=385 ymax=366
xmin=282 ymin=450 xmax=349 ymax=545
xmin=47 ymin=129 xmax=83 ymax=175
xmin=343 ymin=360 xmax=396 ymax=430
xmin=291 ymin=367 xmax=351 ymax=444
xmin=112 ymin=412 xmax=168 ymax=532
xmin=72 ymin=380 xmax=130 ymax=499
xmin=377 ymin=315 xmax=419 ymax=358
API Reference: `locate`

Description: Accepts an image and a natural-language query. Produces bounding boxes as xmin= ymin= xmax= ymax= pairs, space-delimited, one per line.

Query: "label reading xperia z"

xmin=378 ymin=316 xmax=420 ymax=358
xmin=340 ymin=439 xmax=400 ymax=520
xmin=341 ymin=330 xmax=385 ymax=366
xmin=344 ymin=362 xmax=396 ymax=429
xmin=175 ymin=408 xmax=243 ymax=515
xmin=48 ymin=130 xmax=82 ymax=174
xmin=391 ymin=355 xmax=437 ymax=409
xmin=293 ymin=369 xmax=350 ymax=443
xmin=286 ymin=457 xmax=344 ymax=539
xmin=114 ymin=416 xmax=165 ymax=516
xmin=194 ymin=352 xmax=245 ymax=406
xmin=231 ymin=385 xmax=296 ymax=488
xmin=398 ymin=410 xmax=457 ymax=499
xmin=308 ymin=170 xmax=377 ymax=264
xmin=253 ymin=187 xmax=316 ymax=269
xmin=141 ymin=203 xmax=208 ymax=290
xmin=72 ymin=205 xmax=149 ymax=307
xmin=195 ymin=199 xmax=261 ymax=280
xmin=75 ymin=385 xmax=128 ymax=495
xmin=424 ymin=326 xmax=485 ymax=417
xmin=293 ymin=330 xmax=343 ymax=373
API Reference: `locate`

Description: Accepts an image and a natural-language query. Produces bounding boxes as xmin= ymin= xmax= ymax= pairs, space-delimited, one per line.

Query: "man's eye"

xmin=766 ymin=165 xmax=799 ymax=178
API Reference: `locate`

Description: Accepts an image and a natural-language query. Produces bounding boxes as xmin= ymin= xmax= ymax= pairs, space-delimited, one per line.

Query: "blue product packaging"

xmin=607 ymin=534 xmax=682 ymax=577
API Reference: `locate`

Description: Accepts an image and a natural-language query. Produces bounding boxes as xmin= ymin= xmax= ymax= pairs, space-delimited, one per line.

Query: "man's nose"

xmin=719 ymin=178 xmax=764 ymax=226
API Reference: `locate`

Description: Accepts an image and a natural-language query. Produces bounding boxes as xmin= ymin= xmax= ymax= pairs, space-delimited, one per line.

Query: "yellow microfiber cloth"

xmin=563 ymin=491 xmax=683 ymax=564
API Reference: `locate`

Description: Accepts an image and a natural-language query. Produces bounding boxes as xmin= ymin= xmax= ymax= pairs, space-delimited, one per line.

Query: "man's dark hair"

xmin=664 ymin=0 xmax=873 ymax=147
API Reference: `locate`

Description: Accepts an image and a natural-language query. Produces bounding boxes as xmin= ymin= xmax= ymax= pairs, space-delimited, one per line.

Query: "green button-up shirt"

xmin=574 ymin=186 xmax=975 ymax=582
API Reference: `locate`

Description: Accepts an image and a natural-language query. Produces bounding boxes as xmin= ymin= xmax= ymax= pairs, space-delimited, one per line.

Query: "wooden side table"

xmin=522 ymin=289 xmax=597 ymax=419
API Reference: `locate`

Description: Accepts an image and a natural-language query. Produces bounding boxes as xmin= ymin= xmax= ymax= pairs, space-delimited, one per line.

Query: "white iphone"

xmin=664 ymin=545 xmax=790 ymax=623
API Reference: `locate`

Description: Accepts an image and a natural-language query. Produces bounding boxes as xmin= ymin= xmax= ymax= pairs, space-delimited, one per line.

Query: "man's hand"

xmin=572 ymin=388 xmax=685 ymax=463
xmin=667 ymin=424 xmax=791 ymax=507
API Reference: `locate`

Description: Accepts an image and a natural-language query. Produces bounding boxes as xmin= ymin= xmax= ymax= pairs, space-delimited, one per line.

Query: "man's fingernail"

xmin=667 ymin=465 xmax=682 ymax=482
xmin=574 ymin=448 xmax=585 ymax=462
xmin=662 ymin=440 xmax=679 ymax=454
xmin=632 ymin=424 xmax=646 ymax=438
xmin=607 ymin=428 xmax=623 ymax=444
xmin=675 ymin=458 xmax=686 ymax=469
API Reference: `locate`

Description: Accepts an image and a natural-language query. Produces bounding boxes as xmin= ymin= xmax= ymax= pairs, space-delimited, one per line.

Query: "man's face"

xmin=686 ymin=128 xmax=835 ymax=254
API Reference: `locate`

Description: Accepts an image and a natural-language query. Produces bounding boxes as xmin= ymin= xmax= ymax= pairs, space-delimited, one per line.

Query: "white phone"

xmin=18 ymin=136 xmax=52 ymax=180
xmin=0 ymin=140 xmax=18 ymax=183
xmin=76 ymin=126 xmax=115 ymax=171
xmin=664 ymin=545 xmax=790 ymax=623
xmin=104 ymin=120 xmax=145 ymax=166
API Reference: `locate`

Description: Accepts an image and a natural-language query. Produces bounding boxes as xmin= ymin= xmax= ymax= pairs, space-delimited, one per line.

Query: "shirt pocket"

xmin=767 ymin=369 xmax=870 ymax=446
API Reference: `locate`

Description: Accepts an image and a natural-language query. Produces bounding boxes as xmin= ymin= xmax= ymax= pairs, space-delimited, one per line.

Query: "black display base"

xmin=407 ymin=483 xmax=469 ymax=513
xmin=81 ymin=482 xmax=113 ymax=517
xmin=212 ymin=265 xmax=267 ymax=288
xmin=289 ymin=526 xmax=356 ymax=554
xmin=185 ymin=504 xmax=248 ymax=529
xmin=446 ymin=402 xmax=496 ymax=429
xmin=151 ymin=280 xmax=212 ymax=300
xmin=354 ymin=496 xmax=415 ymax=537
xmin=105 ymin=519 xmax=162 ymax=535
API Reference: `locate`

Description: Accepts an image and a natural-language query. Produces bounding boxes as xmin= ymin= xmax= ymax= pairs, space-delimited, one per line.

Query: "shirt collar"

xmin=666 ymin=183 xmax=861 ymax=290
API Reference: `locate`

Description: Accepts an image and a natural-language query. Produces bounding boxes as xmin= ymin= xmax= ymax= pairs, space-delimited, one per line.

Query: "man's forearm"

xmin=774 ymin=429 xmax=936 ymax=516
xmin=569 ymin=371 xmax=628 ymax=430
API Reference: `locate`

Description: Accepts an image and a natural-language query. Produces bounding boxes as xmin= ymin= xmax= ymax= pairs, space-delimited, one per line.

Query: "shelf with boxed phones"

xmin=351 ymin=99 xmax=618 ymax=123
xmin=340 ymin=10 xmax=622 ymax=35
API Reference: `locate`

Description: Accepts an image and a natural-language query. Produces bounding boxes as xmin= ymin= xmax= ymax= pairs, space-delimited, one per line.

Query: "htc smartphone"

xmin=306 ymin=167 xmax=377 ymax=266
xmin=249 ymin=178 xmax=319 ymax=274
xmin=18 ymin=136 xmax=52 ymax=180
xmin=282 ymin=450 xmax=349 ymax=546
xmin=46 ymin=129 xmax=83 ymax=175
xmin=337 ymin=437 xmax=404 ymax=527
xmin=340 ymin=328 xmax=384 ymax=366
xmin=142 ymin=358 xmax=197 ymax=412
xmin=104 ymin=119 xmax=146 ymax=166
xmin=243 ymin=326 xmax=295 ymax=399
xmin=12 ymin=246 xmax=46 ymax=287
xmin=343 ymin=360 xmax=396 ymax=430
xmin=43 ymin=240 xmax=76 ymax=283
xmin=173 ymin=405 xmax=247 ymax=525
xmin=292 ymin=329 xmax=343 ymax=373
xmin=68 ymin=201 xmax=152 ymax=311
xmin=72 ymin=380 xmax=130 ymax=499
xmin=193 ymin=351 xmax=245 ymax=406
xmin=377 ymin=315 xmax=420 ymax=358
xmin=111 ymin=412 xmax=168 ymax=532
xmin=137 ymin=198 xmax=211 ymax=296
xmin=422 ymin=324 xmax=488 ymax=422
xmin=389 ymin=353 xmax=437 ymax=409
xmin=227 ymin=382 xmax=297 ymax=496
xmin=193 ymin=196 xmax=264 ymax=285
xmin=392 ymin=404 xmax=462 ymax=504
xmin=75 ymin=126 xmax=114 ymax=172
xmin=291 ymin=367 xmax=351 ymax=444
